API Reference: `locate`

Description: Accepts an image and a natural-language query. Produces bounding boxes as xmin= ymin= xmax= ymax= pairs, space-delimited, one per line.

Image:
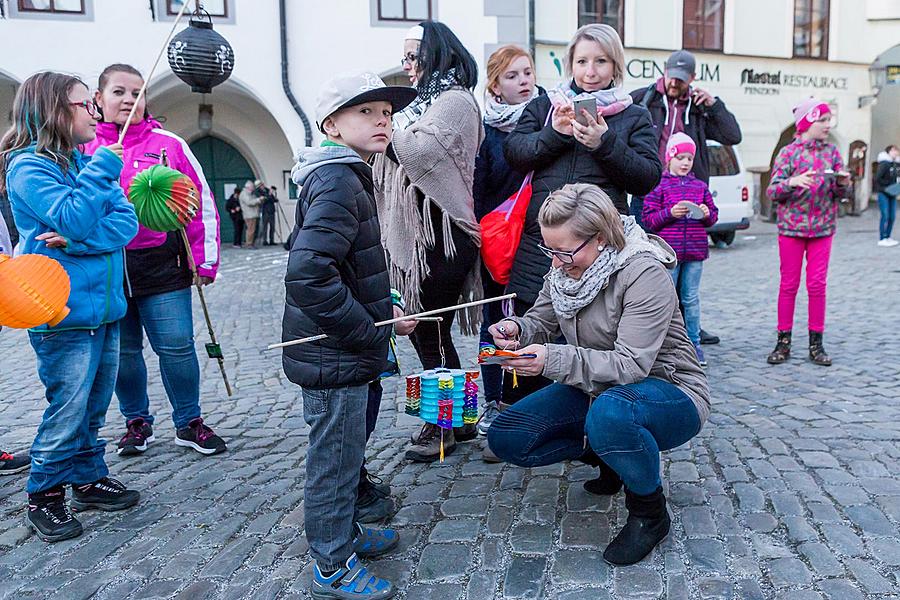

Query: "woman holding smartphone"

xmin=501 ymin=24 xmax=660 ymax=405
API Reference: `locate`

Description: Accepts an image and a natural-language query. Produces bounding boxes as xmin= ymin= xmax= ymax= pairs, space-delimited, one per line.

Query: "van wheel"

xmin=710 ymin=231 xmax=735 ymax=246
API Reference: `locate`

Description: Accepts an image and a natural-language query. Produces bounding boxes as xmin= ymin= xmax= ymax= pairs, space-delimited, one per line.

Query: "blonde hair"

xmin=538 ymin=183 xmax=626 ymax=251
xmin=565 ymin=23 xmax=626 ymax=87
xmin=485 ymin=44 xmax=534 ymax=100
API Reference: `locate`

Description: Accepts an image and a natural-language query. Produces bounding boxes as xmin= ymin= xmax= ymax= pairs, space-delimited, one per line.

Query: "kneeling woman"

xmin=486 ymin=183 xmax=709 ymax=566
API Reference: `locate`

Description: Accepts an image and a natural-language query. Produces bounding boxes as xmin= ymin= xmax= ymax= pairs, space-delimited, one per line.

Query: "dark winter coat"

xmin=473 ymin=124 xmax=528 ymax=221
xmin=630 ymin=82 xmax=742 ymax=184
xmin=281 ymin=160 xmax=392 ymax=389
xmin=503 ymin=84 xmax=662 ymax=305
xmin=875 ymin=155 xmax=900 ymax=193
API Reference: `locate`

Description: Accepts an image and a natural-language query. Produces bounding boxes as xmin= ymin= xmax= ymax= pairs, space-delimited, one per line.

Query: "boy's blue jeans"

xmin=488 ymin=379 xmax=701 ymax=495
xmin=878 ymin=192 xmax=896 ymax=240
xmin=27 ymin=324 xmax=118 ymax=494
xmin=671 ymin=261 xmax=703 ymax=346
xmin=116 ymin=288 xmax=202 ymax=430
xmin=303 ymin=384 xmax=368 ymax=571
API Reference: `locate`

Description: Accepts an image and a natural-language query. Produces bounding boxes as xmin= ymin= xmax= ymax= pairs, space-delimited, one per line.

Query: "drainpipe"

xmin=279 ymin=0 xmax=313 ymax=146
xmin=528 ymin=0 xmax=535 ymax=57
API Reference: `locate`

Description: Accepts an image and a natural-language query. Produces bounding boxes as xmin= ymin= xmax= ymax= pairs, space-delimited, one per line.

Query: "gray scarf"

xmin=548 ymin=216 xmax=673 ymax=319
xmin=290 ymin=143 xmax=364 ymax=186
xmin=483 ymin=89 xmax=536 ymax=132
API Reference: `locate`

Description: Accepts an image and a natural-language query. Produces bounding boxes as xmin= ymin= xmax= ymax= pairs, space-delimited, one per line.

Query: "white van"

xmin=706 ymin=141 xmax=753 ymax=246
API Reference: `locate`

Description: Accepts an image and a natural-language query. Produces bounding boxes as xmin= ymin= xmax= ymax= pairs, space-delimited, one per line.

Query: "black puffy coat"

xmin=281 ymin=162 xmax=392 ymax=389
xmin=473 ymin=124 xmax=527 ymax=221
xmin=503 ymin=85 xmax=662 ymax=305
xmin=124 ymin=232 xmax=192 ymax=298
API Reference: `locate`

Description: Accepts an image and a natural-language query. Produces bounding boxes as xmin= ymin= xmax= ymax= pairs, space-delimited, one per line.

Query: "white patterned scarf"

xmin=549 ymin=79 xmax=634 ymax=117
xmin=548 ymin=216 xmax=673 ymax=319
xmin=483 ymin=88 xmax=537 ymax=132
xmin=393 ymin=69 xmax=462 ymax=131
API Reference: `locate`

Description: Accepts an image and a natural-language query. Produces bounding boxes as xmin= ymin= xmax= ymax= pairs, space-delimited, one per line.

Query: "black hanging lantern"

xmin=167 ymin=8 xmax=234 ymax=94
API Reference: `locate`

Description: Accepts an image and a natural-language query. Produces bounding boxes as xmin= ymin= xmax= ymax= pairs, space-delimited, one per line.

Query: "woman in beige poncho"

xmin=374 ymin=21 xmax=484 ymax=462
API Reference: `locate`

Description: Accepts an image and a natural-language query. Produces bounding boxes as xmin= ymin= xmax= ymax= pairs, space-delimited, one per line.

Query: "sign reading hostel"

xmin=740 ymin=69 xmax=849 ymax=95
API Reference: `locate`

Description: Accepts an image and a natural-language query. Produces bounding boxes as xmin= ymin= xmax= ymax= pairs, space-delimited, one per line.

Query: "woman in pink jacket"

xmin=85 ymin=64 xmax=226 ymax=456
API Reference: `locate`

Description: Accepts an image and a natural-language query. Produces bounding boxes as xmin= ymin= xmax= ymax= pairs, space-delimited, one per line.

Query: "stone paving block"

xmin=429 ymin=518 xmax=481 ymax=542
xmin=697 ymin=577 xmax=733 ymax=599
xmin=735 ymin=579 xmax=766 ymax=600
xmin=416 ymin=543 xmax=471 ymax=582
xmin=133 ymin=580 xmax=184 ymax=599
xmin=503 ymin=556 xmax=546 ymax=599
xmin=559 ymin=512 xmax=608 ymax=548
xmin=550 ymin=549 xmax=609 ymax=586
xmin=405 ymin=583 xmax=464 ymax=600
xmin=201 ymin=538 xmax=259 ymax=578
xmin=767 ymin=557 xmax=812 ymax=587
xmin=844 ymin=504 xmax=896 ymax=535
xmin=391 ymin=504 xmax=435 ymax=527
xmin=681 ymin=506 xmax=717 ymax=537
xmin=522 ymin=478 xmax=560 ymax=505
xmin=557 ymin=588 xmax=611 ymax=600
xmin=684 ymin=538 xmax=727 ymax=573
xmin=467 ymin=570 xmax=499 ymax=598
xmin=868 ymin=537 xmax=900 ymax=566
xmin=817 ymin=579 xmax=866 ymax=600
xmin=440 ymin=496 xmax=489 ymax=517
xmin=668 ymin=462 xmax=699 ymax=482
xmin=487 ymin=507 xmax=514 ymax=535
xmin=613 ymin=565 xmax=663 ymax=598
xmin=669 ymin=483 xmax=705 ymax=507
xmin=821 ymin=524 xmax=866 ymax=557
xmin=510 ymin=522 xmax=554 ymax=554
xmin=732 ymin=483 xmax=766 ymax=512
xmin=844 ymin=558 xmax=896 ymax=593
xmin=566 ymin=485 xmax=612 ymax=512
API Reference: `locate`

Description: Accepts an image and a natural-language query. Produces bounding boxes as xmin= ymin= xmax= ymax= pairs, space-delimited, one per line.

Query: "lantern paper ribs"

xmin=404 ymin=369 xmax=479 ymax=429
xmin=0 ymin=254 xmax=71 ymax=329
xmin=128 ymin=165 xmax=200 ymax=233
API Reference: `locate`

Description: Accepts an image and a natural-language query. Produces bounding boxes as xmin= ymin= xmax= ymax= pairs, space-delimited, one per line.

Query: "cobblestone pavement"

xmin=0 ymin=210 xmax=898 ymax=600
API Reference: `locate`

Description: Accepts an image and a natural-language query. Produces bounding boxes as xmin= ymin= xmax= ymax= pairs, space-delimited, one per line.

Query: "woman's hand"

xmin=104 ymin=143 xmax=124 ymax=159
xmin=789 ymin=171 xmax=815 ymax=190
xmin=502 ymin=344 xmax=547 ymax=376
xmin=36 ymin=231 xmax=67 ymax=248
xmin=193 ymin=275 xmax=215 ymax=287
xmin=488 ymin=319 xmax=520 ymax=348
xmin=572 ymin=111 xmax=608 ymax=150
xmin=551 ymin=103 xmax=575 ymax=136
xmin=392 ymin=305 xmax=417 ymax=336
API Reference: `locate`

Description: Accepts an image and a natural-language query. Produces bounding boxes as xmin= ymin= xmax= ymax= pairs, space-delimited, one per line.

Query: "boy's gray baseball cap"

xmin=315 ymin=72 xmax=417 ymax=133
xmin=665 ymin=50 xmax=696 ymax=81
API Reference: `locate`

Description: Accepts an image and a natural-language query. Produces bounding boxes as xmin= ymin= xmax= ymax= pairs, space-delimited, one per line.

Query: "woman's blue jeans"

xmin=488 ymin=379 xmax=701 ymax=495
xmin=115 ymin=288 xmax=202 ymax=430
xmin=27 ymin=324 xmax=118 ymax=493
xmin=878 ymin=192 xmax=897 ymax=240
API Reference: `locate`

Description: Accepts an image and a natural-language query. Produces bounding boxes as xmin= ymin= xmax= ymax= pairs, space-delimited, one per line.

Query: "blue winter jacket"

xmin=5 ymin=145 xmax=138 ymax=331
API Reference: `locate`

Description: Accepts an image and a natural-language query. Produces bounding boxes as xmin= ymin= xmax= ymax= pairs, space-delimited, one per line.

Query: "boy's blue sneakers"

xmin=352 ymin=523 xmax=399 ymax=558
xmin=311 ymin=553 xmax=395 ymax=600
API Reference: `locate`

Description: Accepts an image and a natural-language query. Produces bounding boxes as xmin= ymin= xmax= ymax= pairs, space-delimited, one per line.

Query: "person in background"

xmin=875 ymin=144 xmax=899 ymax=247
xmin=473 ymin=44 xmax=540 ymax=460
xmin=225 ymin=187 xmax=244 ymax=248
xmin=255 ymin=180 xmax=276 ymax=247
xmin=765 ymin=97 xmax=850 ymax=367
xmin=629 ymin=49 xmax=742 ymax=346
xmin=239 ymin=180 xmax=260 ymax=249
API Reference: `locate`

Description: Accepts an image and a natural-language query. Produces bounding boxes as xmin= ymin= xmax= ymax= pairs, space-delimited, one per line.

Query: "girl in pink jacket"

xmin=84 ymin=64 xmax=226 ymax=457
xmin=765 ymin=98 xmax=850 ymax=367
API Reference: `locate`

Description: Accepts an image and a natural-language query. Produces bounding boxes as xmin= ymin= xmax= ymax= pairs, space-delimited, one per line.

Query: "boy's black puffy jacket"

xmin=281 ymin=161 xmax=391 ymax=389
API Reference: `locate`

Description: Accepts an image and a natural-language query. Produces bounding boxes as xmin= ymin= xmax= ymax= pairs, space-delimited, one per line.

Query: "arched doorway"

xmin=189 ymin=136 xmax=255 ymax=244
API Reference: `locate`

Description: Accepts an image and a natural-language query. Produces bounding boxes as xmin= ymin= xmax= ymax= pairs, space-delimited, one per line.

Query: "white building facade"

xmin=1 ymin=0 xmax=898 ymax=239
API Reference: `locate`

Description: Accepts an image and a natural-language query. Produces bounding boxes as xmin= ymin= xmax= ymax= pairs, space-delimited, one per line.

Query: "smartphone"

xmin=573 ymin=97 xmax=597 ymax=126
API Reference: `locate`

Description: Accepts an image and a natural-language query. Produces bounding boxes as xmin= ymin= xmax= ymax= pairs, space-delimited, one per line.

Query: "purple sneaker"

xmin=117 ymin=418 xmax=154 ymax=456
xmin=175 ymin=417 xmax=227 ymax=456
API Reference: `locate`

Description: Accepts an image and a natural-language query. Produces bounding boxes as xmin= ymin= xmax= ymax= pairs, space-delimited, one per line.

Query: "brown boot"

xmin=808 ymin=330 xmax=832 ymax=366
xmin=405 ymin=424 xmax=456 ymax=463
xmin=766 ymin=330 xmax=792 ymax=364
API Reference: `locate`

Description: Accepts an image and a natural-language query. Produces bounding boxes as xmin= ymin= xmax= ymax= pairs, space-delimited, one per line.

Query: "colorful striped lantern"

xmin=127 ymin=165 xmax=200 ymax=232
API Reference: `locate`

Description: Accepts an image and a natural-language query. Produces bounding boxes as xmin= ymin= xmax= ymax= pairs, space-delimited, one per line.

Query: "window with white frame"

xmin=17 ymin=0 xmax=84 ymax=13
xmin=377 ymin=0 xmax=432 ymax=22
xmin=168 ymin=0 xmax=227 ymax=18
xmin=577 ymin=0 xmax=624 ymax=39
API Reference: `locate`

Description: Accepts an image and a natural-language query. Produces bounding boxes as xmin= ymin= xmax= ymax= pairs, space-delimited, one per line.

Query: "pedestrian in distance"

xmin=766 ymin=97 xmax=850 ymax=367
xmin=225 ymin=187 xmax=244 ymax=248
xmin=373 ymin=21 xmax=485 ymax=463
xmin=283 ymin=71 xmax=417 ymax=600
xmin=485 ymin=183 xmax=709 ymax=566
xmin=642 ymin=132 xmax=718 ymax=367
xmin=87 ymin=63 xmax=226 ymax=457
xmin=0 ymin=72 xmax=141 ymax=542
xmin=875 ymin=144 xmax=900 ymax=247
xmin=239 ymin=179 xmax=260 ymax=249
xmin=258 ymin=181 xmax=278 ymax=245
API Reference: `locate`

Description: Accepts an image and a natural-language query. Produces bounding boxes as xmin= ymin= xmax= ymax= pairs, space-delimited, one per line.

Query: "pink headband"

xmin=667 ymin=142 xmax=696 ymax=160
xmin=796 ymin=102 xmax=831 ymax=133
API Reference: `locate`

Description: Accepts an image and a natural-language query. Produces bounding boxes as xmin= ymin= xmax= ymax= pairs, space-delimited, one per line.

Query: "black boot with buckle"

xmin=766 ymin=330 xmax=792 ymax=364
xmin=808 ymin=330 xmax=832 ymax=366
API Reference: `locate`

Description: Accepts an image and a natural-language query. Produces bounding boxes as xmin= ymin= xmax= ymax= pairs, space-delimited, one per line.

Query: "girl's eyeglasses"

xmin=400 ymin=52 xmax=418 ymax=67
xmin=537 ymin=237 xmax=593 ymax=264
xmin=70 ymin=100 xmax=99 ymax=118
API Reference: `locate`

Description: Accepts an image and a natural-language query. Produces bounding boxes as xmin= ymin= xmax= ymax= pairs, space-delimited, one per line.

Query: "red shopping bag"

xmin=480 ymin=172 xmax=534 ymax=285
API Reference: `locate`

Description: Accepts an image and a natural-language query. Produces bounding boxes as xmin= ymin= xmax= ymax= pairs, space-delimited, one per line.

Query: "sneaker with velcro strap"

xmin=352 ymin=523 xmax=399 ymax=558
xmin=311 ymin=553 xmax=395 ymax=600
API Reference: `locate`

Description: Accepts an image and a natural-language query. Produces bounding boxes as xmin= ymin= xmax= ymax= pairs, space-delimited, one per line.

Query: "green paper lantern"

xmin=128 ymin=165 xmax=200 ymax=232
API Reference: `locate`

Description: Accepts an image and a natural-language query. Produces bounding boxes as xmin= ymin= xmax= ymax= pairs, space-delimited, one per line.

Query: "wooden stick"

xmin=267 ymin=293 xmax=516 ymax=350
xmin=117 ymin=0 xmax=192 ymax=144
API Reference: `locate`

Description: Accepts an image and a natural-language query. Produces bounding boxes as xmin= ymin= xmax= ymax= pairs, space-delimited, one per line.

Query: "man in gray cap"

xmin=630 ymin=49 xmax=742 ymax=345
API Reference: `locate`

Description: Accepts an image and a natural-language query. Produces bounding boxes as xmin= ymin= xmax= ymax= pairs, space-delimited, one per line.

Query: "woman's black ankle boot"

xmin=766 ymin=330 xmax=792 ymax=364
xmin=583 ymin=458 xmax=624 ymax=496
xmin=603 ymin=486 xmax=670 ymax=566
xmin=808 ymin=330 xmax=831 ymax=366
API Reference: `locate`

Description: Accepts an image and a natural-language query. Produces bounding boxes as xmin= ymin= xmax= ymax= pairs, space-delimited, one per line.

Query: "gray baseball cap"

xmin=315 ymin=72 xmax=417 ymax=133
xmin=665 ymin=50 xmax=696 ymax=82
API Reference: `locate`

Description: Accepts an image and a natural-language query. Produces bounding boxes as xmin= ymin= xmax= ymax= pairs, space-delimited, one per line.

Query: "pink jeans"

xmin=777 ymin=235 xmax=833 ymax=333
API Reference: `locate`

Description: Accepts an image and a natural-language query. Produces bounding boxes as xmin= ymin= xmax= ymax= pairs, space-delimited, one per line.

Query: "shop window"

xmin=794 ymin=0 xmax=829 ymax=59
xmin=577 ymin=0 xmax=623 ymax=39
xmin=168 ymin=0 xmax=226 ymax=18
xmin=18 ymin=0 xmax=83 ymax=13
xmin=683 ymin=0 xmax=724 ymax=52
xmin=377 ymin=0 xmax=432 ymax=22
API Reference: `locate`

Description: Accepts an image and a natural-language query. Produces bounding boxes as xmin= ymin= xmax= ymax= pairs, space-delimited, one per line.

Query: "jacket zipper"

xmin=102 ymin=254 xmax=112 ymax=323
xmin=123 ymin=248 xmax=134 ymax=298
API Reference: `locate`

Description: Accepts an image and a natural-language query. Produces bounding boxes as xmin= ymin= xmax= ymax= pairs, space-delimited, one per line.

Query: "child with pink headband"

xmin=642 ymin=132 xmax=719 ymax=366
xmin=766 ymin=97 xmax=850 ymax=367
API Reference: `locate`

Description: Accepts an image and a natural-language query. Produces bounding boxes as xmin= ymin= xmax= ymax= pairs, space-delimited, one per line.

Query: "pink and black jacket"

xmin=766 ymin=137 xmax=848 ymax=238
xmin=642 ymin=171 xmax=719 ymax=262
xmin=85 ymin=118 xmax=220 ymax=296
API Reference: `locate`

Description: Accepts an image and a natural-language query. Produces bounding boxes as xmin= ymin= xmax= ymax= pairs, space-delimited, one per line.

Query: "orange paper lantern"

xmin=0 ymin=254 xmax=71 ymax=329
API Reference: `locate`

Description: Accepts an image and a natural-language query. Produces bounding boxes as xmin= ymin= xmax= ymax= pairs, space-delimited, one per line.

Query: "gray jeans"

xmin=302 ymin=384 xmax=367 ymax=570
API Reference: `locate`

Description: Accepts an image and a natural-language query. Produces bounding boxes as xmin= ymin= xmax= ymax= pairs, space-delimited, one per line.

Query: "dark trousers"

xmin=230 ymin=215 xmax=244 ymax=246
xmin=409 ymin=208 xmax=479 ymax=370
xmin=501 ymin=298 xmax=552 ymax=405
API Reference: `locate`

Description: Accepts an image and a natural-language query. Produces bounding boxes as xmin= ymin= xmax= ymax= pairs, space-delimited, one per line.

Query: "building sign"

xmin=887 ymin=65 xmax=900 ymax=85
xmin=739 ymin=69 xmax=849 ymax=95
xmin=626 ymin=58 xmax=720 ymax=82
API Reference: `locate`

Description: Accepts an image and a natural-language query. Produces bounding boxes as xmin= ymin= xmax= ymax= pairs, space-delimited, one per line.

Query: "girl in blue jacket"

xmin=0 ymin=72 xmax=140 ymax=543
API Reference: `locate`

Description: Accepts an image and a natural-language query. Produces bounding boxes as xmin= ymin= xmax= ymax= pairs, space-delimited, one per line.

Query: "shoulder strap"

xmin=640 ymin=84 xmax=655 ymax=108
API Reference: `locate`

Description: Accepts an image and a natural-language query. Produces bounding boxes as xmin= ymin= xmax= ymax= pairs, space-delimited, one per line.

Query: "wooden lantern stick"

xmin=117 ymin=0 xmax=193 ymax=144
xmin=266 ymin=293 xmax=517 ymax=350
xmin=179 ymin=229 xmax=233 ymax=397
